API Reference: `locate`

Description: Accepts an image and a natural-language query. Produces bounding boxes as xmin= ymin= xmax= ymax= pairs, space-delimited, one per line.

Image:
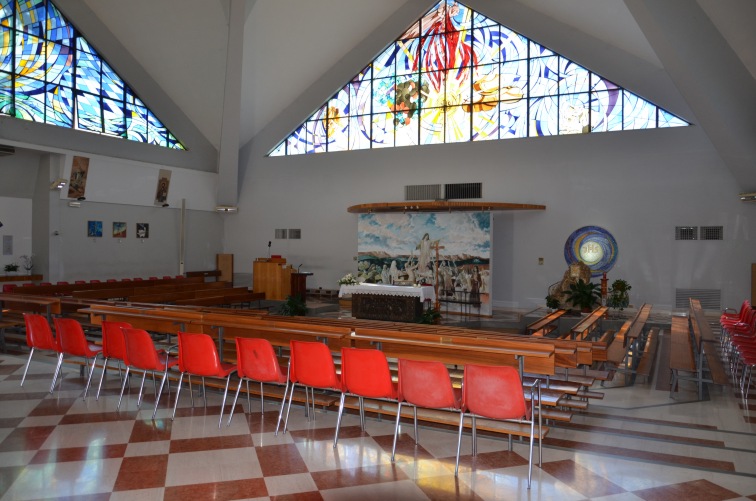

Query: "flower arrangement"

xmin=337 ymin=273 xmax=358 ymax=286
xmin=19 ymin=255 xmax=33 ymax=272
xmin=4 ymin=262 xmax=19 ymax=273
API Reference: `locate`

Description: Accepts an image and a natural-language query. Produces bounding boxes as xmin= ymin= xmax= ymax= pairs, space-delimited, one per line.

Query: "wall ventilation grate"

xmin=444 ymin=182 xmax=482 ymax=199
xmin=274 ymin=229 xmax=287 ymax=239
xmin=700 ymin=226 xmax=723 ymax=240
xmin=675 ymin=288 xmax=721 ymax=310
xmin=288 ymin=229 xmax=301 ymax=239
xmin=405 ymin=184 xmax=442 ymax=201
xmin=675 ymin=226 xmax=697 ymax=240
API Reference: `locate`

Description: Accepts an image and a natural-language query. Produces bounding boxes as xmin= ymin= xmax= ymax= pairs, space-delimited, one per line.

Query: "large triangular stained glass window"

xmin=0 ymin=0 xmax=183 ymax=149
xmin=270 ymin=0 xmax=687 ymax=156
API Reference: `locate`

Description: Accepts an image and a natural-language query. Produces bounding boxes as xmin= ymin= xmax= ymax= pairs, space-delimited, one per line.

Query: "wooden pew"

xmin=669 ymin=316 xmax=696 ymax=397
xmin=526 ymin=309 xmax=566 ymax=337
xmin=567 ymin=306 xmax=609 ymax=341
xmin=13 ymin=276 xmax=203 ymax=297
xmin=685 ymin=299 xmax=729 ymax=399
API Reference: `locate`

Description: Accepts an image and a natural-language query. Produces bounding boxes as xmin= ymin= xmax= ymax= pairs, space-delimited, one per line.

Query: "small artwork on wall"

xmin=154 ymin=169 xmax=171 ymax=206
xmin=136 ymin=223 xmax=149 ymax=239
xmin=113 ymin=222 xmax=127 ymax=238
xmin=68 ymin=156 xmax=89 ymax=199
xmin=87 ymin=220 xmax=103 ymax=237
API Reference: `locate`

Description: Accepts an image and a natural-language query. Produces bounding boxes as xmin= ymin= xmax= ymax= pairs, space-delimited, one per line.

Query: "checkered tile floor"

xmin=1 ymin=346 xmax=755 ymax=500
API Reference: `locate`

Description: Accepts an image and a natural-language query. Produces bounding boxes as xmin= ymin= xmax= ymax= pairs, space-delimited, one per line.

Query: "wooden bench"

xmin=567 ymin=306 xmax=608 ymax=341
xmin=669 ymin=315 xmax=697 ymax=397
xmin=526 ymin=309 xmax=566 ymax=337
xmin=634 ymin=327 xmax=659 ymax=383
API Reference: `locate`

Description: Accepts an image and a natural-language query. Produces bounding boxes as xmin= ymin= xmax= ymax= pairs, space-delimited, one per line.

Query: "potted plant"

xmin=4 ymin=263 xmax=19 ymax=275
xmin=417 ymin=305 xmax=442 ymax=324
xmin=607 ymin=278 xmax=631 ymax=312
xmin=562 ymin=279 xmax=601 ymax=313
xmin=277 ymin=295 xmax=309 ymax=316
xmin=545 ymin=294 xmax=561 ymax=312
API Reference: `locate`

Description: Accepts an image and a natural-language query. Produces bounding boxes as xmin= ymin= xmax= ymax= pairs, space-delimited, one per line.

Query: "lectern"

xmin=290 ymin=272 xmax=313 ymax=302
xmin=252 ymin=257 xmax=293 ymax=301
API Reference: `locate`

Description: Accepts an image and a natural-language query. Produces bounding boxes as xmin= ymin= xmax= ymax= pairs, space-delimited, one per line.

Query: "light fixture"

xmin=68 ymin=201 xmax=81 ymax=208
xmin=77 ymin=196 xmax=86 ymax=201
xmin=738 ymin=192 xmax=756 ymax=202
xmin=215 ymin=205 xmax=238 ymax=213
xmin=162 ymin=203 xmax=170 ymax=208
xmin=50 ymin=178 xmax=67 ymax=190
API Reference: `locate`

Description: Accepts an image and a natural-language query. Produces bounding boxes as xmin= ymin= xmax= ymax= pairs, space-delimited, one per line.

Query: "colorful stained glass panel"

xmin=45 ymin=82 xmax=71 ymax=127
xmin=272 ymin=0 xmax=688 ymax=156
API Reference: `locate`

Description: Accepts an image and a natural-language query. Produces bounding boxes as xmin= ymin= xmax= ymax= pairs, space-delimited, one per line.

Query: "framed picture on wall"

xmin=113 ymin=222 xmax=127 ymax=238
xmin=87 ymin=220 xmax=103 ymax=237
xmin=136 ymin=223 xmax=149 ymax=239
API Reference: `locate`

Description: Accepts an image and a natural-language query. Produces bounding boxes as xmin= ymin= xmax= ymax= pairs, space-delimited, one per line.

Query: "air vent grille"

xmin=675 ymin=226 xmax=697 ymax=240
xmin=444 ymin=182 xmax=482 ymax=199
xmin=405 ymin=184 xmax=441 ymax=201
xmin=700 ymin=226 xmax=723 ymax=240
xmin=675 ymin=288 xmax=721 ymax=310
xmin=274 ymin=229 xmax=287 ymax=239
xmin=288 ymin=229 xmax=301 ymax=239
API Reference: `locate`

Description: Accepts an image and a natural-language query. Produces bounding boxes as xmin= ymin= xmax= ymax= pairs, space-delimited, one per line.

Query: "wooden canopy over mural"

xmin=347 ymin=201 xmax=546 ymax=214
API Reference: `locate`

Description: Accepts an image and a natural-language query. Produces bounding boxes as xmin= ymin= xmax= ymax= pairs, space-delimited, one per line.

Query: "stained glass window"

xmin=0 ymin=0 xmax=183 ymax=149
xmin=270 ymin=0 xmax=688 ymax=156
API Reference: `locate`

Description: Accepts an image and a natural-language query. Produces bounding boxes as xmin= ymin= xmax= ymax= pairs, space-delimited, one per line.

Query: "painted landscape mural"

xmin=357 ymin=211 xmax=492 ymax=316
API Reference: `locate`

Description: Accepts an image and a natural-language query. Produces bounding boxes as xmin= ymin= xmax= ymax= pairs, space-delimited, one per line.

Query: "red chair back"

xmin=106 ymin=279 xmax=117 ymax=283
xmin=289 ymin=340 xmax=340 ymax=389
xmin=57 ymin=281 xmax=69 ymax=285
xmin=177 ymin=331 xmax=224 ymax=376
xmin=2 ymin=284 xmax=17 ymax=293
xmin=462 ymin=364 xmax=527 ymax=420
xmin=133 ymin=277 xmax=143 ymax=281
xmin=53 ymin=318 xmax=95 ymax=356
xmin=75 ymin=280 xmax=86 ymax=284
xmin=90 ymin=280 xmax=101 ymax=284
xmin=235 ymin=337 xmax=286 ymax=383
xmin=23 ymin=314 xmax=56 ymax=350
xmin=101 ymin=321 xmax=132 ymax=360
xmin=122 ymin=328 xmax=163 ymax=371
xmin=341 ymin=347 xmax=396 ymax=398
xmin=397 ymin=358 xmax=459 ymax=409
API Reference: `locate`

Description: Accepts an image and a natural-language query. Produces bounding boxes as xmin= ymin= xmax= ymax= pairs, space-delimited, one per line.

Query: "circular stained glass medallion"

xmin=564 ymin=226 xmax=618 ymax=277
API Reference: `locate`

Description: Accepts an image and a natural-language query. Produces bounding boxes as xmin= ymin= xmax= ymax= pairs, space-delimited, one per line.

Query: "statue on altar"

xmin=547 ymin=261 xmax=592 ymax=309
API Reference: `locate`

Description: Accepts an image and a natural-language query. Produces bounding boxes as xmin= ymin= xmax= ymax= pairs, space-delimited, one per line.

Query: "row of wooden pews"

xmin=669 ymin=298 xmax=729 ymax=400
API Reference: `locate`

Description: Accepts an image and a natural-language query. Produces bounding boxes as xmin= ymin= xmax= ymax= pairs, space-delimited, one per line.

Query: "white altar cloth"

xmin=339 ymin=283 xmax=436 ymax=303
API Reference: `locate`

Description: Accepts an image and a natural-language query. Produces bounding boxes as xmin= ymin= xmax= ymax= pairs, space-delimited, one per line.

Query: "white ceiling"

xmin=77 ymin=0 xmax=756 ymax=186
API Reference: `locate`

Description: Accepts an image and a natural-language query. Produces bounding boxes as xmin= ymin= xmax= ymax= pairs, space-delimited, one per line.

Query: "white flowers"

xmin=338 ymin=273 xmax=358 ymax=285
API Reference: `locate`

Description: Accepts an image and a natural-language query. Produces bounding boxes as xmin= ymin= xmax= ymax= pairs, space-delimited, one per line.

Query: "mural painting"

xmin=357 ymin=212 xmax=491 ymax=316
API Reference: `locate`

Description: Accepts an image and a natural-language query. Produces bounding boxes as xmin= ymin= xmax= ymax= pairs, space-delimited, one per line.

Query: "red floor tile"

xmin=255 ymin=443 xmax=309 ymax=476
xmin=112 ymin=454 xmax=169 ymax=491
xmin=163 ymin=478 xmax=268 ymax=501
xmin=29 ymin=443 xmax=128 ymax=464
xmin=633 ymin=479 xmax=740 ymax=501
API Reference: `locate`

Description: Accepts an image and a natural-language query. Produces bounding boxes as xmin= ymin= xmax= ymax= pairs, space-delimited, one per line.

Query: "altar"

xmin=339 ymin=283 xmax=435 ymax=322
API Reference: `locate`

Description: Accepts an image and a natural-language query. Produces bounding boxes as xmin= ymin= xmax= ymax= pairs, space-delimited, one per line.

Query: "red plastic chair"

xmin=119 ymin=327 xmax=178 ymax=418
xmin=95 ymin=321 xmax=132 ymax=400
xmin=2 ymin=284 xmax=17 ymax=293
xmin=106 ymin=279 xmax=117 ymax=283
xmin=391 ymin=358 xmax=462 ymax=462
xmin=50 ymin=318 xmax=103 ymax=397
xmin=20 ymin=314 xmax=58 ymax=386
xmin=148 ymin=276 xmax=159 ymax=280
xmin=457 ymin=364 xmax=541 ymax=487
xmin=162 ymin=276 xmax=172 ymax=280
xmin=226 ymin=338 xmax=289 ymax=429
xmin=334 ymin=347 xmax=397 ymax=447
xmin=171 ymin=331 xmax=237 ymax=427
xmin=90 ymin=279 xmax=101 ymax=284
xmin=56 ymin=281 xmax=69 ymax=285
xmin=282 ymin=340 xmax=341 ymax=433
xmin=121 ymin=278 xmax=131 ymax=282
xmin=75 ymin=280 xmax=86 ymax=284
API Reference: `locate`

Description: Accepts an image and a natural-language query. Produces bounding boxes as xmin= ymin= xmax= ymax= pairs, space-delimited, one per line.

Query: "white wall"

xmin=229 ymin=125 xmax=754 ymax=311
xmin=0 ymin=144 xmax=223 ymax=282
xmin=0 ymin=197 xmax=33 ymax=271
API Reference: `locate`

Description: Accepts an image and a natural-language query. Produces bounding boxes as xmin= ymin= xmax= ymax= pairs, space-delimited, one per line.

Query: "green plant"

xmin=562 ymin=279 xmax=601 ymax=312
xmin=417 ymin=305 xmax=442 ymax=324
xmin=606 ymin=278 xmax=631 ymax=311
xmin=4 ymin=263 xmax=19 ymax=273
xmin=545 ymin=294 xmax=561 ymax=310
xmin=277 ymin=295 xmax=309 ymax=316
